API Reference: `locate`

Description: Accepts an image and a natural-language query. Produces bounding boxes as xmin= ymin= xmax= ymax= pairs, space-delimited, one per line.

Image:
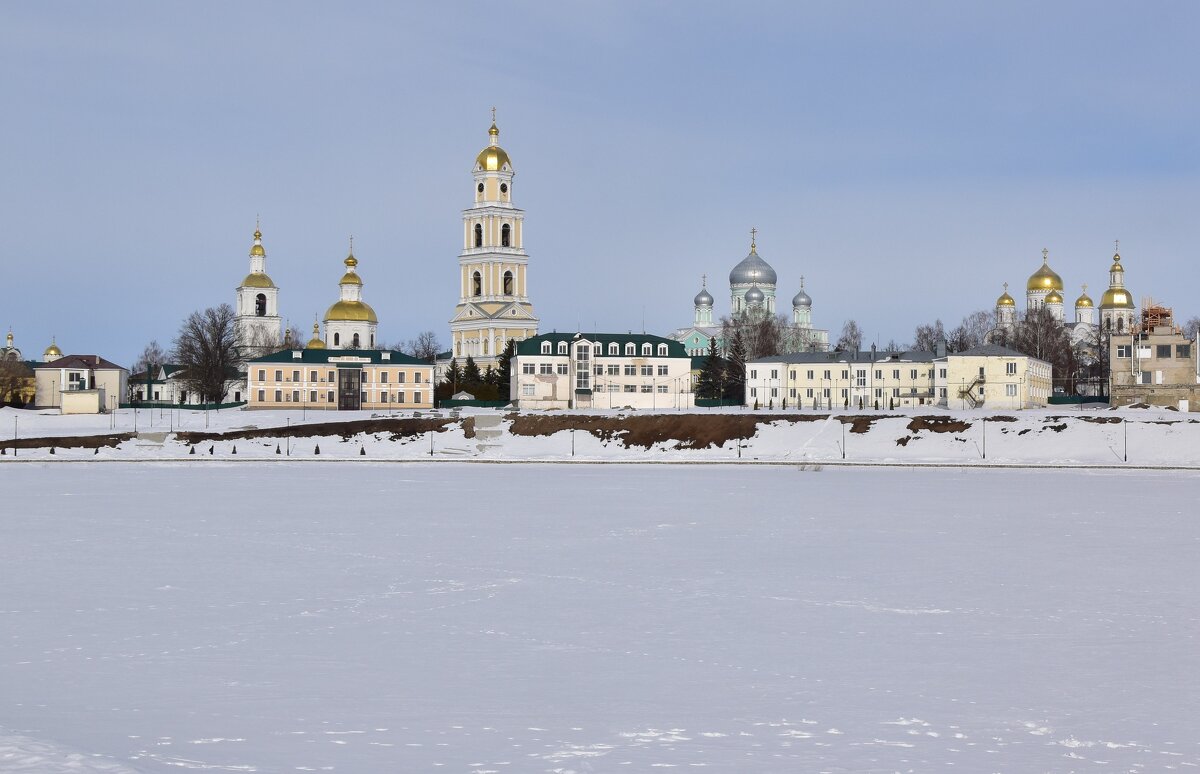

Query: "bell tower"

xmin=449 ymin=111 xmax=539 ymax=369
xmin=235 ymin=221 xmax=282 ymax=360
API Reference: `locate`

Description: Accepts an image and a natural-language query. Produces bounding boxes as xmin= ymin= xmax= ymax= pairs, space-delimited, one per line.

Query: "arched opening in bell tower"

xmin=503 ymin=271 xmax=513 ymax=295
xmin=255 ymin=293 xmax=267 ymax=317
xmin=474 ymin=224 xmax=483 ymax=248
xmin=501 ymin=224 xmax=511 ymax=247
xmin=472 ymin=271 xmax=482 ymax=297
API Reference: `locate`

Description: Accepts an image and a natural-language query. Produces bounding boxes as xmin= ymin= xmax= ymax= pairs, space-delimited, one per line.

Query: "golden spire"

xmin=345 ymin=235 xmax=357 ymax=267
xmin=250 ymin=220 xmax=265 ymax=257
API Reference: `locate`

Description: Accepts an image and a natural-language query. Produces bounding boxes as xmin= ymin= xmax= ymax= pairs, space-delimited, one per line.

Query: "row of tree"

xmin=435 ymin=340 xmax=515 ymax=402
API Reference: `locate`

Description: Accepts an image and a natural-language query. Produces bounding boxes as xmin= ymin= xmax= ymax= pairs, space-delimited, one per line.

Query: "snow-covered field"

xmin=2 ymin=463 xmax=1198 ymax=772
xmin=3 ymin=404 xmax=1200 ymax=467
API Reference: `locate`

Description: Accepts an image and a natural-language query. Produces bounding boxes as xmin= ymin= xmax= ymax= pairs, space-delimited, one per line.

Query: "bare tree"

xmin=883 ymin=339 xmax=909 ymax=353
xmin=719 ymin=313 xmax=791 ymax=360
xmin=0 ymin=358 xmax=32 ymax=406
xmin=405 ymin=331 xmax=441 ymax=363
xmin=912 ymin=319 xmax=946 ymax=352
xmin=132 ymin=340 xmax=167 ymax=375
xmin=173 ymin=304 xmax=239 ymax=404
xmin=1181 ymin=316 xmax=1200 ymax=339
xmin=835 ymin=319 xmax=863 ymax=352
xmin=947 ymin=309 xmax=993 ymax=352
xmin=240 ymin=326 xmax=284 ymax=361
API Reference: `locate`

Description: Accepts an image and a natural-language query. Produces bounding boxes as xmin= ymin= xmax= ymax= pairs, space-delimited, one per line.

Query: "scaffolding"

xmin=1138 ymin=297 xmax=1179 ymax=336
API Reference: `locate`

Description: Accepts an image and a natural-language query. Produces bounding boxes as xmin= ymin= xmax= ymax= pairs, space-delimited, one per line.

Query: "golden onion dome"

xmin=996 ymin=283 xmax=1016 ymax=307
xmin=1027 ymin=250 xmax=1064 ymax=292
xmin=1101 ymin=287 xmax=1135 ymax=309
xmin=306 ymin=322 xmax=325 ymax=349
xmin=1109 ymin=252 xmax=1124 ymax=273
xmin=475 ymin=121 xmax=511 ymax=171
xmin=325 ymin=300 xmax=378 ymax=323
xmin=241 ymin=272 xmax=276 ymax=288
xmin=1045 ymin=290 xmax=1064 ymax=304
xmin=44 ymin=341 xmax=62 ymax=358
xmin=1075 ymin=285 xmax=1093 ymax=308
xmin=339 ymin=271 xmax=362 ymax=286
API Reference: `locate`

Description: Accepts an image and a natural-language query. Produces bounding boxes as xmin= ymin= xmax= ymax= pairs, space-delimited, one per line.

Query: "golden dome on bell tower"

xmin=1027 ymin=248 xmax=1064 ymax=292
xmin=475 ymin=108 xmax=512 ymax=172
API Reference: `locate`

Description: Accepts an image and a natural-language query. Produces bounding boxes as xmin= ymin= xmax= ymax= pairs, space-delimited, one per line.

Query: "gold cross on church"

xmin=750 ymin=227 xmax=757 ymax=248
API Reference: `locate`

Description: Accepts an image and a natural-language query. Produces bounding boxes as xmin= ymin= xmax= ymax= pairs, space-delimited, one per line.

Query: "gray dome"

xmin=693 ymin=287 xmax=714 ymax=307
xmin=792 ymin=288 xmax=812 ymax=307
xmin=729 ymin=247 xmax=778 ymax=286
xmin=745 ymin=285 xmax=765 ymax=305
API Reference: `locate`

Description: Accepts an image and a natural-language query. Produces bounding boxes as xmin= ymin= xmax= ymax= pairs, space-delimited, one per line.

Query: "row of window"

xmin=473 ymin=223 xmax=513 ymax=248
xmin=471 ymin=268 xmax=515 ymax=296
xmin=521 ymin=384 xmax=671 ymax=396
xmin=1116 ymin=344 xmax=1192 ymax=359
xmin=749 ymin=367 xmax=939 ymax=382
xmin=520 ymin=363 xmax=672 ymax=377
xmin=255 ymin=369 xmax=425 ymax=384
xmin=256 ymin=390 xmax=424 ymax=404
xmin=538 ymin=341 xmax=672 ymax=357
xmin=749 ymin=386 xmax=963 ymax=400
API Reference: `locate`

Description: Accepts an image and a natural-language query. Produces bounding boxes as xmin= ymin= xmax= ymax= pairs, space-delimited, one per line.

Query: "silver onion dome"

xmin=694 ymin=287 xmax=714 ymax=307
xmin=728 ymin=247 xmax=778 ymax=286
xmin=745 ymin=285 xmax=765 ymax=305
xmin=792 ymin=288 xmax=812 ymax=307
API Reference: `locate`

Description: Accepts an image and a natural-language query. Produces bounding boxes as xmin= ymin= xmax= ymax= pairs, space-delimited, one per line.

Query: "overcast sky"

xmin=2 ymin=2 xmax=1197 ymax=365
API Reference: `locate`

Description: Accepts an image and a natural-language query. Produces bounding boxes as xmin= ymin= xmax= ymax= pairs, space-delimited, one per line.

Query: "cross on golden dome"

xmin=1042 ymin=247 xmax=1049 ymax=262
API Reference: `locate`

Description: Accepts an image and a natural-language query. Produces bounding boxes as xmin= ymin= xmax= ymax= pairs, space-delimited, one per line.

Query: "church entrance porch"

xmin=337 ymin=368 xmax=361 ymax=411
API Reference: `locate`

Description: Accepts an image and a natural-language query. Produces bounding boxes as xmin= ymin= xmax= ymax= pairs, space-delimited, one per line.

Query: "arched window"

xmin=557 ymin=341 xmax=568 ymax=355
xmin=609 ymin=343 xmax=618 ymax=356
xmin=657 ymin=344 xmax=668 ymax=356
xmin=541 ymin=341 xmax=551 ymax=354
xmin=642 ymin=343 xmax=652 ymax=356
xmin=625 ymin=343 xmax=635 ymax=356
xmin=501 ymin=224 xmax=511 ymax=247
xmin=352 ymin=333 xmax=360 ymax=349
xmin=472 ymin=271 xmax=482 ymax=297
xmin=456 ymin=341 xmax=462 ymax=356
xmin=334 ymin=332 xmax=341 ymax=347
xmin=1117 ymin=317 xmax=1125 ymax=333
xmin=255 ymin=293 xmax=266 ymax=317
xmin=370 ymin=334 xmax=375 ymax=348
xmin=474 ymin=223 xmax=483 ymax=247
xmin=503 ymin=271 xmax=513 ymax=295
xmin=483 ymin=339 xmax=489 ymax=355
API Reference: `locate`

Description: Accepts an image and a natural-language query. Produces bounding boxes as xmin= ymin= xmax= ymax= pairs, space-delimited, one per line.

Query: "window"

xmin=789 ymin=388 xmax=796 ymax=398
xmin=310 ymin=370 xmax=318 ymax=381
xmin=823 ymin=370 xmax=831 ymax=380
xmin=657 ymin=385 xmax=668 ymax=393
xmin=657 ymin=365 xmax=668 ymax=376
xmin=856 ymin=370 xmax=866 ymax=387
xmin=657 ymin=344 xmax=668 ymax=356
xmin=1116 ymin=345 xmax=1131 ymax=358
xmin=750 ymin=369 xmax=757 ymax=379
xmin=522 ymin=384 xmax=535 ymax=396
xmin=540 ymin=363 xmax=553 ymax=375
xmin=807 ymin=370 xmax=814 ymax=379
xmin=1178 ymin=344 xmax=1192 ymax=359
xmin=380 ymin=371 xmax=389 ymax=383
xmin=503 ymin=270 xmax=513 ymax=294
xmin=625 ymin=343 xmax=635 ymax=356
xmin=334 ymin=332 xmax=340 ymax=347
xmin=257 ymin=389 xmax=265 ymax=402
xmin=1157 ymin=344 xmax=1172 ymax=359
xmin=397 ymin=391 xmax=405 ymax=403
xmin=292 ymin=370 xmax=300 ymax=382
xmin=642 ymin=343 xmax=652 ymax=356
xmin=274 ymin=389 xmax=282 ymax=402
xmin=607 ymin=384 xmax=620 ymax=392
xmin=472 ymin=271 xmax=482 ymax=296
xmin=576 ymin=344 xmax=590 ymax=391
xmin=474 ymin=223 xmax=482 ymax=247
xmin=291 ymin=390 xmax=299 ymax=403
xmin=398 ymin=372 xmax=406 ymax=383
xmin=541 ymin=342 xmax=551 ymax=354
xmin=501 ymin=223 xmax=511 ymax=247
xmin=806 ymin=388 xmax=813 ymax=398
xmin=874 ymin=388 xmax=882 ymax=398
xmin=522 ymin=362 xmax=535 ymax=374
xmin=790 ymin=370 xmax=796 ymax=381
xmin=624 ymin=365 xmax=636 ymax=376
xmin=413 ymin=391 xmax=422 ymax=404
xmin=624 ymin=384 xmax=637 ymax=393
xmin=594 ymin=364 xmax=603 ymax=375
xmin=1006 ymin=384 xmax=1017 ymax=397
xmin=875 ymin=369 xmax=882 ymax=379
xmin=255 ymin=293 xmax=267 ymax=316
xmin=380 ymin=392 xmax=388 ymax=403
xmin=556 ymin=363 xmax=569 ymax=375
xmin=557 ymin=341 xmax=568 ymax=355
xmin=607 ymin=364 xmax=619 ymax=376
xmin=771 ymin=388 xmax=778 ymax=398
xmin=608 ymin=343 xmax=619 ymax=355
xmin=909 ymin=369 xmax=918 ymax=380
xmin=640 ymin=365 xmax=653 ymax=376
xmin=892 ymin=369 xmax=900 ymax=379
xmin=274 ymin=369 xmax=283 ymax=381
xmin=842 ymin=370 xmax=848 ymax=380
xmin=327 ymin=390 xmax=334 ymax=403
xmin=892 ymin=388 xmax=900 ymax=397
xmin=1006 ymin=362 xmax=1017 ymax=375
xmin=771 ymin=369 xmax=779 ymax=379
xmin=939 ymin=368 xmax=946 ymax=378
xmin=257 ymin=369 xmax=265 ymax=381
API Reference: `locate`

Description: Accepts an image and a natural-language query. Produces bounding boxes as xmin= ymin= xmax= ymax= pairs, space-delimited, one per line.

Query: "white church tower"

xmin=323 ymin=241 xmax=378 ymax=350
xmin=1100 ymin=245 xmax=1136 ymax=334
xmin=449 ymin=112 xmax=539 ymax=369
xmin=235 ymin=223 xmax=282 ymax=359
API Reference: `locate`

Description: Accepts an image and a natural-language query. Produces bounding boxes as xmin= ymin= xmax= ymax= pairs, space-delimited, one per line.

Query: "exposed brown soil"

xmin=1080 ymin=416 xmax=1122 ymax=424
xmin=506 ymin=412 xmax=790 ymax=449
xmin=1046 ymin=423 xmax=1067 ymax=432
xmin=176 ymin=418 xmax=455 ymax=445
xmin=0 ymin=433 xmax=133 ymax=451
xmin=907 ymin=416 xmax=972 ymax=434
xmin=839 ymin=415 xmax=901 ymax=434
xmin=461 ymin=416 xmax=476 ymax=439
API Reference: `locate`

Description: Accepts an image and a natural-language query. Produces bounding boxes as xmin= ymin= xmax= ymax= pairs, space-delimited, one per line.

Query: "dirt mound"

xmin=907 ymin=416 xmax=972 ymax=434
xmin=177 ymin=417 xmax=454 ymax=445
xmin=1080 ymin=416 xmax=1122 ymax=424
xmin=507 ymin=413 xmax=828 ymax=450
xmin=0 ymin=433 xmax=133 ymax=451
xmin=839 ymin=415 xmax=900 ymax=434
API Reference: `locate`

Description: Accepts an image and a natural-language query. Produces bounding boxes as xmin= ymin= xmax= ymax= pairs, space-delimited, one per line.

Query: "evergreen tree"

xmin=723 ymin=331 xmax=747 ymax=403
xmin=496 ymin=338 xmax=516 ymax=389
xmin=696 ymin=337 xmax=725 ymax=399
xmin=443 ymin=358 xmax=463 ymax=390
xmin=462 ymin=356 xmax=482 ymax=385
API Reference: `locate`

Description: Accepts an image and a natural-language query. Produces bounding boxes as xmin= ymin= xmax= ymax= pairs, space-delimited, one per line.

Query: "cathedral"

xmin=991 ymin=245 xmax=1136 ymax=345
xmin=446 ymin=116 xmax=539 ymax=371
xmin=671 ymin=230 xmax=828 ymax=356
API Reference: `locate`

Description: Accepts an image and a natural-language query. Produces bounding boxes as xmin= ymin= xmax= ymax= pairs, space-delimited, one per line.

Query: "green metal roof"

xmin=516 ymin=332 xmax=687 ymax=357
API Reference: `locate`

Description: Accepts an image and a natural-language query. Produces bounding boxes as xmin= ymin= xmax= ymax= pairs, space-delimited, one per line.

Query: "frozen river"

xmin=2 ymin=462 xmax=1198 ymax=772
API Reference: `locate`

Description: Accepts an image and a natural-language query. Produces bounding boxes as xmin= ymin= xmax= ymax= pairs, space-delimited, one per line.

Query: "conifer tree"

xmin=696 ymin=337 xmax=725 ymax=400
xmin=463 ymin=356 xmax=482 ymax=386
xmin=443 ymin=358 xmax=463 ymax=391
xmin=496 ymin=339 xmax=516 ymax=389
xmin=723 ymin=331 xmax=747 ymax=403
